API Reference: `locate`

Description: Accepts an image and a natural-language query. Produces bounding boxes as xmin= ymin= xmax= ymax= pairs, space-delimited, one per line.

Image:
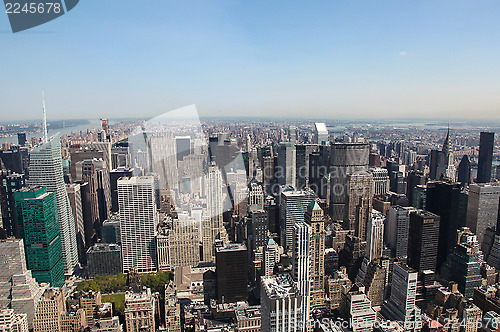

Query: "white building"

xmin=118 ymin=176 xmax=158 ymax=273
xmin=366 ymin=211 xmax=385 ymax=261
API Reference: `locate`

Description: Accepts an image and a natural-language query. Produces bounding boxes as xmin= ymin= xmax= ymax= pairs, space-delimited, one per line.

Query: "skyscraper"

xmin=66 ymin=183 xmax=86 ymax=264
xmin=315 ymin=123 xmax=328 ymax=145
xmin=118 ymin=176 xmax=158 ymax=273
xmin=28 ymin=134 xmax=78 ymax=275
xmin=477 ymin=132 xmax=495 ymax=183
xmin=457 ymin=155 xmax=472 ymax=188
xmin=216 ymin=243 xmax=248 ymax=303
xmin=366 ymin=212 xmax=385 ymax=262
xmin=276 ymin=142 xmax=296 ymax=188
xmin=466 ymin=184 xmax=500 ymax=244
xmin=369 ymin=168 xmax=390 ymax=196
xmin=345 ymin=171 xmax=374 ymax=241
xmin=263 ymin=237 xmax=279 ymax=278
xmin=280 ymin=189 xmax=316 ymax=249
xmin=385 ymin=206 xmax=414 ymax=261
xmin=407 ymin=210 xmax=440 ymax=273
xmin=14 ymin=187 xmax=65 ymax=287
xmin=329 ymin=142 xmax=369 ymax=221
xmin=292 ymin=221 xmax=310 ymax=329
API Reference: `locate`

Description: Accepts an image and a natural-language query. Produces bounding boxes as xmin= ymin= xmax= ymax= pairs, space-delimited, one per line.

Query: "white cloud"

xmin=399 ymin=51 xmax=408 ymax=56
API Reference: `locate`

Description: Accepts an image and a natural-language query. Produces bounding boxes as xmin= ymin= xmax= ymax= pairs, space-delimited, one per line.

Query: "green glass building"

xmin=14 ymin=186 xmax=65 ymax=288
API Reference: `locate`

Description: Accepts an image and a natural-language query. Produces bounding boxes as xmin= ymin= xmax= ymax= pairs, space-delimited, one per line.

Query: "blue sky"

xmin=1 ymin=0 xmax=500 ymax=121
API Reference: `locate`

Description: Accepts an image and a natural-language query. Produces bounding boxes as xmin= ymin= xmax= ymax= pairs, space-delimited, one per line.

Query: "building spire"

xmin=42 ymin=91 xmax=48 ymax=143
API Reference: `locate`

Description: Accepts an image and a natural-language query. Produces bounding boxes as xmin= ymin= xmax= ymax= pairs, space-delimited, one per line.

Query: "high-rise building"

xmin=308 ymin=145 xmax=330 ymax=199
xmin=175 ymin=136 xmax=191 ymax=162
xmin=1 ymin=173 xmax=25 ymax=238
xmin=345 ymin=171 xmax=374 ymax=241
xmin=406 ymin=170 xmax=426 ymax=206
xmin=440 ymin=228 xmax=482 ymax=299
xmin=14 ymin=187 xmax=65 ymax=287
xmin=28 ymin=135 xmax=78 ymax=275
xmin=205 ymin=163 xmax=226 ymax=261
xmin=477 ymin=132 xmax=495 ymax=183
xmin=164 ymin=281 xmax=181 ymax=332
xmin=296 ymin=144 xmax=318 ymax=190
xmin=304 ymin=200 xmax=326 ymax=309
xmin=366 ymin=212 xmax=385 ymax=262
xmin=109 ymin=167 xmax=134 ymax=213
xmin=249 ymin=210 xmax=268 ymax=253
xmin=66 ymin=183 xmax=86 ymax=264
xmin=458 ymin=155 xmax=472 ymax=188
xmin=216 ymin=243 xmax=248 ymax=303
xmin=369 ymin=168 xmax=390 ymax=196
xmin=280 ymin=189 xmax=316 ymax=249
xmin=385 ymin=206 xmax=414 ymax=261
xmin=381 ymin=262 xmax=421 ymax=330
xmin=466 ymin=184 xmax=500 ymax=245
xmin=87 ymin=243 xmax=122 ymax=278
xmin=276 ymin=142 xmax=296 ymax=188
xmin=124 ymin=288 xmax=156 ymax=332
xmin=263 ymin=237 xmax=279 ymax=278
xmin=315 ymin=123 xmax=329 ymax=145
xmin=326 ymin=268 xmax=352 ymax=310
xmin=118 ymin=176 xmax=158 ymax=273
xmin=426 ymin=180 xmax=466 ymax=271
xmin=355 ymin=258 xmax=387 ymax=308
xmin=33 ymin=288 xmax=65 ymax=332
xmin=329 ymin=142 xmax=370 ymax=221
xmin=0 ymin=309 xmax=29 ymax=332
xmin=292 ymin=221 xmax=310 ymax=329
xmin=340 ymin=284 xmax=377 ymax=332
xmin=260 ymin=274 xmax=303 ymax=332
xmin=407 ymin=210 xmax=440 ymax=273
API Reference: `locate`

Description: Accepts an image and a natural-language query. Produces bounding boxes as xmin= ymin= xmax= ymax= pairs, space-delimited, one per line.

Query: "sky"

xmin=1 ymin=0 xmax=500 ymax=121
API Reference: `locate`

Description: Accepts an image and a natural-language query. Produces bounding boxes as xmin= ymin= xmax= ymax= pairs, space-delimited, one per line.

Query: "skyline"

xmin=2 ymin=1 xmax=500 ymax=120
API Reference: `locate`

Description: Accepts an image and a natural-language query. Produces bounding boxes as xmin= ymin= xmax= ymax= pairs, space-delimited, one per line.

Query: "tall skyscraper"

xmin=329 ymin=142 xmax=369 ymax=221
xmin=276 ymin=142 xmax=296 ymax=188
xmin=304 ymin=200 xmax=326 ymax=309
xmin=477 ymin=132 xmax=495 ymax=183
xmin=66 ymin=183 xmax=86 ymax=264
xmin=407 ymin=210 xmax=440 ymax=273
xmin=466 ymin=184 xmax=500 ymax=244
xmin=1 ymin=173 xmax=25 ymax=238
xmin=366 ymin=212 xmax=385 ymax=262
xmin=175 ymin=136 xmax=191 ymax=162
xmin=381 ymin=262 xmax=421 ymax=330
xmin=260 ymin=274 xmax=303 ymax=332
xmin=315 ymin=123 xmax=329 ymax=145
xmin=369 ymin=168 xmax=390 ymax=196
xmin=345 ymin=171 xmax=374 ymax=241
xmin=295 ymin=144 xmax=318 ymax=190
xmin=28 ymin=134 xmax=78 ymax=275
xmin=263 ymin=237 xmax=279 ymax=278
xmin=426 ymin=180 xmax=465 ymax=272
xmin=385 ymin=206 xmax=414 ymax=261
xmin=216 ymin=243 xmax=248 ymax=303
xmin=280 ymin=189 xmax=316 ymax=249
xmin=457 ymin=155 xmax=472 ymax=188
xmin=292 ymin=221 xmax=310 ymax=329
xmin=118 ymin=176 xmax=158 ymax=273
xmin=32 ymin=288 xmax=65 ymax=332
xmin=14 ymin=187 xmax=65 ymax=287
xmin=204 ymin=163 xmax=227 ymax=262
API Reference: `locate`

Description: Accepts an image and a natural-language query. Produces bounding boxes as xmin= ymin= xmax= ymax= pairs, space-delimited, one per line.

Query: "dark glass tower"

xmin=407 ymin=210 xmax=440 ymax=273
xmin=216 ymin=243 xmax=248 ymax=303
xmin=477 ymin=132 xmax=494 ymax=183
xmin=457 ymin=155 xmax=472 ymax=188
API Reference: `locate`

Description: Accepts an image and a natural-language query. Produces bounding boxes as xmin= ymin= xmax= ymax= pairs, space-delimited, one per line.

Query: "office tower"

xmin=276 ymin=142 xmax=296 ymax=188
xmin=0 ymin=309 xmax=28 ymax=332
xmin=17 ymin=133 xmax=27 ymax=147
xmin=304 ymin=200 xmax=326 ymax=309
xmin=458 ymin=155 xmax=472 ymax=188
xmin=477 ymin=132 xmax=495 ymax=183
xmin=206 ymin=162 xmax=225 ymax=242
xmin=280 ymin=189 xmax=315 ymax=249
xmin=385 ymin=206 xmax=414 ymax=261
xmin=326 ymin=268 xmax=352 ymax=310
xmin=69 ymin=290 xmax=101 ymax=328
xmin=426 ymin=180 xmax=465 ymax=271
xmin=164 ymin=282 xmax=181 ymax=332
xmin=413 ymin=185 xmax=427 ymax=209
xmin=175 ymin=135 xmax=191 ymax=162
xmin=28 ymin=134 xmax=78 ymax=275
xmin=263 ymin=237 xmax=279 ymax=277
xmin=296 ymin=144 xmax=318 ymax=190
xmin=339 ymin=235 xmax=366 ymax=281
xmin=262 ymin=155 xmax=275 ymax=190
xmin=70 ymin=146 xmax=108 ymax=181
xmin=0 ymin=148 xmax=23 ymax=174
xmin=66 ymin=183 xmax=86 ymax=264
xmin=101 ymin=215 xmax=121 ymax=244
xmin=308 ymin=145 xmax=331 ymax=200
xmin=340 ymin=284 xmax=377 ymax=332
xmin=124 ymin=288 xmax=156 ymax=332
xmin=87 ymin=243 xmax=122 ymax=278
xmin=366 ymin=212 xmax=385 ymax=261
xmin=406 ymin=170 xmax=426 ymax=206
xmin=33 ymin=288 xmax=65 ymax=332
xmin=2 ymin=173 xmax=25 ymax=237
xmin=369 ymin=168 xmax=390 ymax=196
xmin=315 ymin=122 xmax=329 ymax=144
xmin=407 ymin=211 xmax=440 ymax=273
xmin=216 ymin=243 xmax=248 ymax=303
xmin=248 ymin=181 xmax=264 ymax=213
xmin=381 ymin=263 xmax=421 ymax=330
xmin=111 ymin=143 xmax=131 ymax=169
xmin=466 ymin=184 xmax=500 ymax=244
xmin=442 ymin=128 xmax=456 ymax=179
xmin=324 ymin=248 xmax=339 ymax=276
xmin=330 ymin=142 xmax=369 ymax=221
xmin=440 ymin=228 xmax=482 ymax=299
xmin=157 ymin=215 xmax=200 ymax=269
xmin=355 ymin=258 xmax=387 ymax=307
xmin=345 ymin=171 xmax=373 ymax=241
xmin=79 ymin=182 xmax=97 ymax=248
xmin=249 ymin=210 xmax=268 ymax=253
xmin=118 ymin=176 xmax=158 ymax=273
xmin=109 ymin=167 xmax=133 ymax=212
xmin=292 ymin=221 xmax=310 ymax=329
xmin=430 ymin=149 xmax=447 ymax=181
xmin=93 ymin=159 xmax=112 ymax=223
xmin=260 ymin=274 xmax=303 ymax=332
xmin=14 ymin=187 xmax=65 ymax=287
xmin=0 ymin=239 xmax=46 ymax=329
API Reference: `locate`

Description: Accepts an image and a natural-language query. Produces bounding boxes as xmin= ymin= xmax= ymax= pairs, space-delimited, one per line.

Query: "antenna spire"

xmin=42 ymin=91 xmax=48 ymax=143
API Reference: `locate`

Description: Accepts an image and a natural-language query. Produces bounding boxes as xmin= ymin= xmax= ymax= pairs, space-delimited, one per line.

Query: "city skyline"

xmin=2 ymin=1 xmax=500 ymax=120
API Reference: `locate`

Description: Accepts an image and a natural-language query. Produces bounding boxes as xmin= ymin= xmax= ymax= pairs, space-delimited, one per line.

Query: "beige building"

xmin=164 ymin=282 xmax=181 ymax=332
xmin=60 ymin=309 xmax=86 ymax=332
xmin=33 ymin=288 xmax=65 ymax=332
xmin=0 ymin=309 xmax=29 ymax=332
xmin=305 ymin=200 xmax=326 ymax=309
xmin=125 ymin=288 xmax=156 ymax=332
